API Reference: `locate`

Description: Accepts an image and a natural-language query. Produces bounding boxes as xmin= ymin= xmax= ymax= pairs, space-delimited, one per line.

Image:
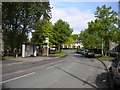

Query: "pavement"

xmin=1 ymin=55 xmax=65 ymax=67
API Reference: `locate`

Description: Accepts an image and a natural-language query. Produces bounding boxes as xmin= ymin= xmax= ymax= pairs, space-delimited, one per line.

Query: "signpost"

xmin=46 ymin=37 xmax=49 ymax=57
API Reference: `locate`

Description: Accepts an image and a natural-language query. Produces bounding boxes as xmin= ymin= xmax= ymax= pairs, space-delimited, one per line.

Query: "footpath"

xmin=1 ymin=56 xmax=64 ymax=67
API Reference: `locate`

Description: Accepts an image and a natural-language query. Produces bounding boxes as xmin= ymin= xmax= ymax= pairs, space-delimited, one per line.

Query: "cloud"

xmin=50 ymin=6 xmax=96 ymax=34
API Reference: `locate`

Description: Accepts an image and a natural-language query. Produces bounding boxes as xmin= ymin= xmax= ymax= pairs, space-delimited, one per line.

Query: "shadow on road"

xmin=54 ymin=65 xmax=98 ymax=89
xmin=95 ymin=72 xmax=110 ymax=88
xmin=70 ymin=60 xmax=105 ymax=71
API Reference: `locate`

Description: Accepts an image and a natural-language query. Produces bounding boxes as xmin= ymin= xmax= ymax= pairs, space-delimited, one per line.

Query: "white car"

xmin=50 ymin=48 xmax=56 ymax=51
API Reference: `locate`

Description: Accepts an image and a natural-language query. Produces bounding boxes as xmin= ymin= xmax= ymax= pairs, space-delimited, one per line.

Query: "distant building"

xmin=109 ymin=41 xmax=119 ymax=51
xmin=62 ymin=40 xmax=84 ymax=48
xmin=71 ymin=40 xmax=84 ymax=48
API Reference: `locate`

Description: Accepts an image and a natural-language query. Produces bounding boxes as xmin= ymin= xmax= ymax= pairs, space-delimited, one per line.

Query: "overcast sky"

xmin=50 ymin=1 xmax=118 ymax=34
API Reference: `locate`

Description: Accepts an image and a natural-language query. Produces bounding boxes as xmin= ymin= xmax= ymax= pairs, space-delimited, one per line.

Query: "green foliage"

xmin=53 ymin=19 xmax=73 ymax=46
xmin=71 ymin=34 xmax=79 ymax=40
xmin=94 ymin=5 xmax=119 ymax=53
xmin=32 ymin=20 xmax=53 ymax=45
xmin=80 ymin=5 xmax=119 ymax=53
xmin=97 ymin=55 xmax=113 ymax=60
xmin=79 ymin=29 xmax=102 ymax=49
xmin=2 ymin=56 xmax=16 ymax=60
xmin=64 ymin=37 xmax=74 ymax=46
xmin=51 ymin=52 xmax=66 ymax=56
xmin=2 ymin=2 xmax=52 ymax=53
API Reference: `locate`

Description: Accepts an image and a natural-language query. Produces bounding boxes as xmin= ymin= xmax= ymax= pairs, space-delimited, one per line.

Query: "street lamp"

xmin=45 ymin=37 xmax=49 ymax=57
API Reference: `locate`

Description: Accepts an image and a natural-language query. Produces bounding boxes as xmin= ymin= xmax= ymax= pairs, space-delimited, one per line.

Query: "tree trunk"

xmin=59 ymin=45 xmax=61 ymax=53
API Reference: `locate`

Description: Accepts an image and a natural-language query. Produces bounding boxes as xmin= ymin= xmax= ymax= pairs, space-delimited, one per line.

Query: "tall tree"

xmin=53 ymin=19 xmax=73 ymax=51
xmin=79 ymin=29 xmax=102 ymax=49
xmin=94 ymin=5 xmax=119 ymax=54
xmin=32 ymin=20 xmax=53 ymax=45
xmin=2 ymin=2 xmax=52 ymax=53
xmin=63 ymin=37 xmax=74 ymax=47
xmin=71 ymin=34 xmax=79 ymax=40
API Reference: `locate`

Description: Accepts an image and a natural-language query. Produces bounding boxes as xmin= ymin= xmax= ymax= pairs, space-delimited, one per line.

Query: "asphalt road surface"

xmin=1 ymin=50 xmax=111 ymax=89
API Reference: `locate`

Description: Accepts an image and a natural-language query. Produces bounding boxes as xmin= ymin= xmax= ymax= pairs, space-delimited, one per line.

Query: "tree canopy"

xmin=79 ymin=5 xmax=119 ymax=54
xmin=2 ymin=2 xmax=52 ymax=53
xmin=32 ymin=20 xmax=53 ymax=45
xmin=53 ymin=19 xmax=73 ymax=47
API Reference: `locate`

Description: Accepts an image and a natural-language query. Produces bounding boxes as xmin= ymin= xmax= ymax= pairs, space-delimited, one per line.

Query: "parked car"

xmin=84 ymin=50 xmax=95 ymax=57
xmin=109 ymin=55 xmax=120 ymax=87
xmin=76 ymin=48 xmax=85 ymax=54
xmin=82 ymin=49 xmax=88 ymax=55
xmin=50 ymin=48 xmax=56 ymax=51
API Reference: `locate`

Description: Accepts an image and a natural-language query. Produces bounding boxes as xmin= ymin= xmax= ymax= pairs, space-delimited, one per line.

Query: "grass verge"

xmin=95 ymin=54 xmax=103 ymax=57
xmin=51 ymin=52 xmax=66 ymax=56
xmin=2 ymin=56 xmax=16 ymax=60
xmin=97 ymin=55 xmax=113 ymax=60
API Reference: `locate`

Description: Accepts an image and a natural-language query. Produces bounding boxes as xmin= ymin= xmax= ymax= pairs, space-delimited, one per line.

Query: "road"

xmin=1 ymin=50 xmax=110 ymax=89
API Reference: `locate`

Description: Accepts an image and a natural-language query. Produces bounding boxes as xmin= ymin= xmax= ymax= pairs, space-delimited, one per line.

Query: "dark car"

xmin=109 ymin=54 xmax=120 ymax=87
xmin=85 ymin=50 xmax=95 ymax=57
xmin=81 ymin=49 xmax=88 ymax=55
xmin=76 ymin=48 xmax=85 ymax=54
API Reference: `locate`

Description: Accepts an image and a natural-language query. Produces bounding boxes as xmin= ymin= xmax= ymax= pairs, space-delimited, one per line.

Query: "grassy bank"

xmin=51 ymin=52 xmax=66 ymax=56
xmin=2 ymin=56 xmax=16 ymax=60
xmin=95 ymin=54 xmax=113 ymax=60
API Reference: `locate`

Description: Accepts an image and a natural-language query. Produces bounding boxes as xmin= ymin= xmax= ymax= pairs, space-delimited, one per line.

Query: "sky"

xmin=50 ymin=0 xmax=119 ymax=34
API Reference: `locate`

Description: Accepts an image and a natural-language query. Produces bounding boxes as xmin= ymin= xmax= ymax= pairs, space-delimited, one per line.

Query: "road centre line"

xmin=0 ymin=72 xmax=35 ymax=84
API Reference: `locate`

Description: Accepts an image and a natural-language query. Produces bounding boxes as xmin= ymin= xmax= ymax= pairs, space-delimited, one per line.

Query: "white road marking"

xmin=1 ymin=72 xmax=35 ymax=84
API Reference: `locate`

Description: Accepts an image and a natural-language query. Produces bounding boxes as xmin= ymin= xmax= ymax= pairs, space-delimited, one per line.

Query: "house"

xmin=71 ymin=40 xmax=84 ymax=48
xmin=109 ymin=41 xmax=119 ymax=51
xmin=62 ymin=40 xmax=84 ymax=48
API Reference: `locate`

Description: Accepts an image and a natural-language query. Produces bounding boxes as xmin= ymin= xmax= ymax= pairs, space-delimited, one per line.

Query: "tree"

xmin=53 ymin=19 xmax=73 ymax=52
xmin=94 ymin=5 xmax=119 ymax=54
xmin=79 ymin=29 xmax=102 ymax=49
xmin=71 ymin=34 xmax=79 ymax=40
xmin=32 ymin=20 xmax=53 ymax=46
xmin=2 ymin=2 xmax=52 ymax=53
xmin=81 ymin=5 xmax=119 ymax=54
xmin=63 ymin=37 xmax=74 ymax=47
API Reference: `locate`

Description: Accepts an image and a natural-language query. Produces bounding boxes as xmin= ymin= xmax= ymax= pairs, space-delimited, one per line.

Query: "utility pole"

xmin=46 ymin=37 xmax=49 ymax=57
xmin=0 ymin=2 xmax=2 ymax=57
xmin=102 ymin=37 xmax=104 ymax=55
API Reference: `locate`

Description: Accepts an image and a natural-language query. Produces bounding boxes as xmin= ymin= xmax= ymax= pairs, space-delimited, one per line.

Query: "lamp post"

xmin=46 ymin=37 xmax=49 ymax=57
xmin=102 ymin=37 xmax=104 ymax=55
